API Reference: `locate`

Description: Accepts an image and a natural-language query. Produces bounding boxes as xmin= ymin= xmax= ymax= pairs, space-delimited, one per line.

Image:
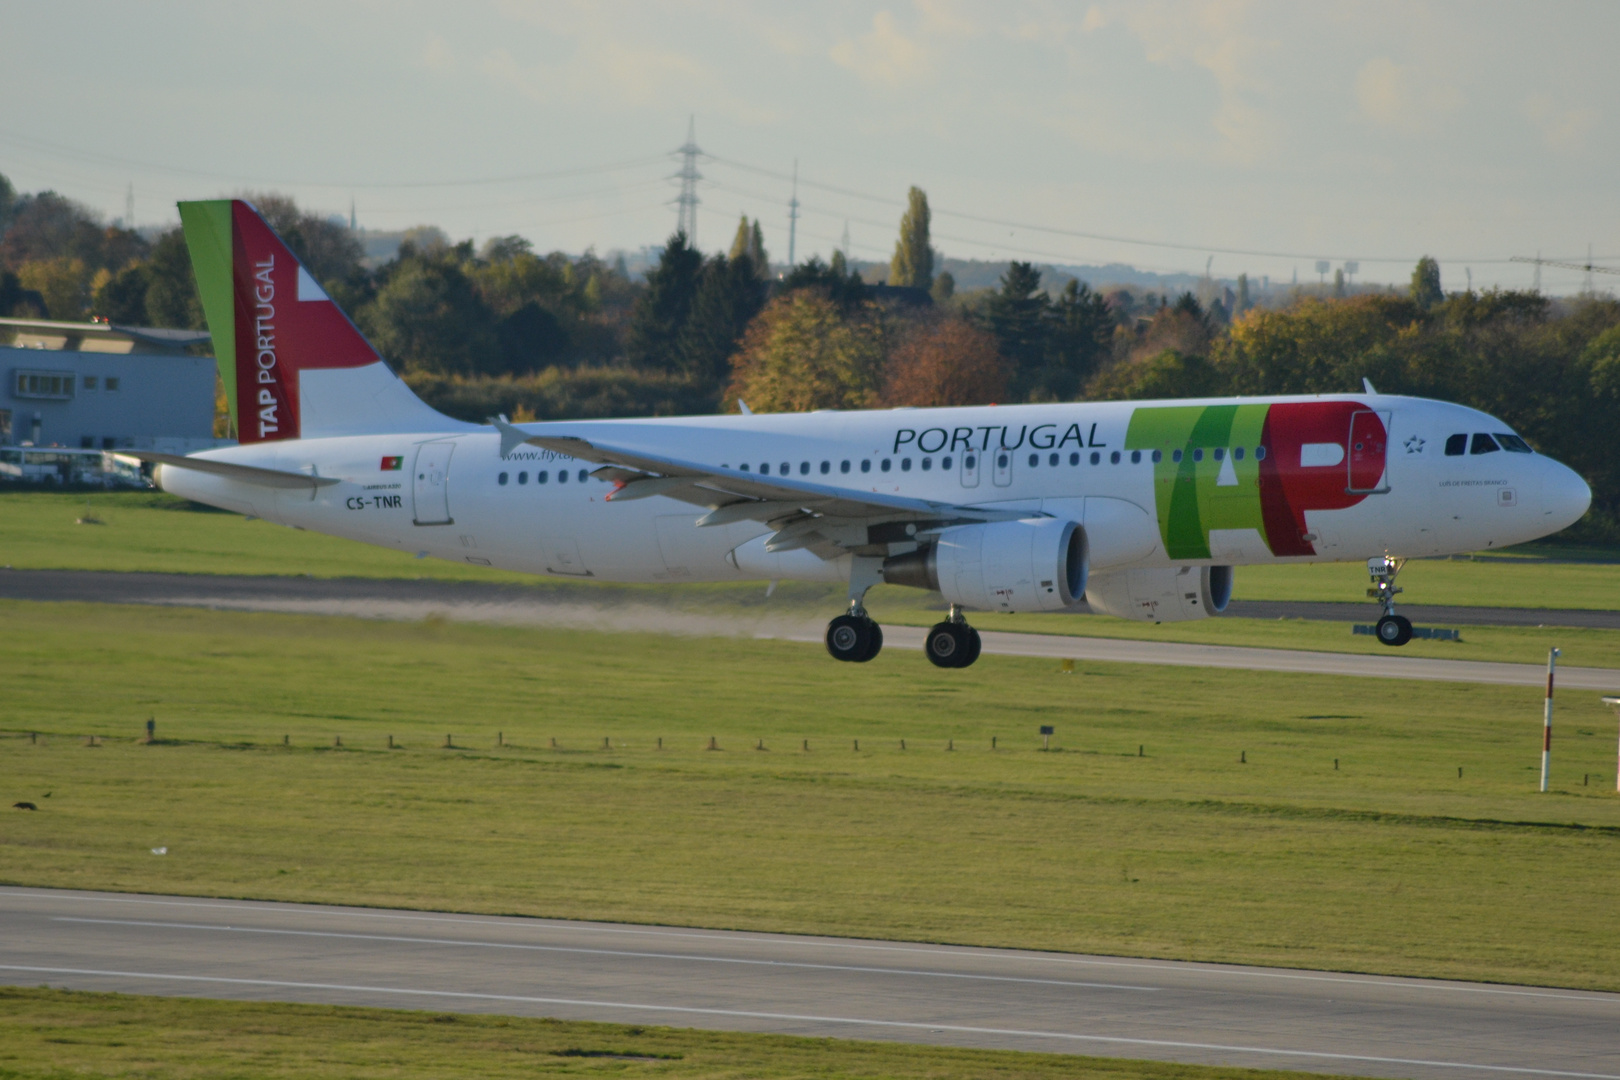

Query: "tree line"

xmin=3 ymin=174 xmax=1618 ymax=537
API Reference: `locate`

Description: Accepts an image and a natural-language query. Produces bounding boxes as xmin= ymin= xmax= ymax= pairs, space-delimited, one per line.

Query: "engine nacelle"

xmin=1084 ymin=565 xmax=1233 ymax=622
xmin=883 ymin=519 xmax=1087 ymax=613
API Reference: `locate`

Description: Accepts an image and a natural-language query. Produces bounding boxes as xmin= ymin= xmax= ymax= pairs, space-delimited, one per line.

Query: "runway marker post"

xmin=1541 ymin=648 xmax=1560 ymax=793
xmin=1601 ymin=696 xmax=1620 ymax=793
xmin=1040 ymin=725 xmax=1053 ymax=752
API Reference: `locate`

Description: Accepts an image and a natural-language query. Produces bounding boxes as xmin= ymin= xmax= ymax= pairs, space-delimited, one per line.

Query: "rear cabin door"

xmin=1347 ymin=410 xmax=1391 ymax=494
xmin=412 ymin=440 xmax=455 ymax=525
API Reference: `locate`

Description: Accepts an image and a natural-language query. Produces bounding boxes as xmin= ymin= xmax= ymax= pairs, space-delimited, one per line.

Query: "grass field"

xmin=4 ymin=601 xmax=1619 ymax=992
xmin=0 ymin=988 xmax=1335 ymax=1080
xmin=5 ymin=490 xmax=1620 ymax=610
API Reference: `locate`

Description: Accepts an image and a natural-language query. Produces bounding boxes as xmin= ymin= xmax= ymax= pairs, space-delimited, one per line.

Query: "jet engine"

xmin=1084 ymin=565 xmax=1233 ymax=622
xmin=882 ymin=518 xmax=1087 ymax=613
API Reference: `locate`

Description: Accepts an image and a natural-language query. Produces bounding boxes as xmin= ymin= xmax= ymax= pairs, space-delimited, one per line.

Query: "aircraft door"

xmin=412 ymin=440 xmax=455 ymax=525
xmin=960 ymin=450 xmax=981 ymax=488
xmin=992 ymin=449 xmax=1014 ymax=487
xmin=1348 ymin=411 xmax=1391 ymax=494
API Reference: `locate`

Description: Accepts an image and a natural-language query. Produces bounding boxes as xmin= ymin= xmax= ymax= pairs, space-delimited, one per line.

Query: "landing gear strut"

xmin=925 ymin=604 xmax=982 ymax=669
xmin=1368 ymin=556 xmax=1413 ymax=647
xmin=827 ymin=556 xmax=885 ymax=663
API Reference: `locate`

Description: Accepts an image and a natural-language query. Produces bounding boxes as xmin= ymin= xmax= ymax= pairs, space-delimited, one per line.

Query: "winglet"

xmin=738 ymin=400 xmax=753 ymax=416
xmin=1362 ymin=378 xmax=1377 ymax=394
xmin=488 ymin=414 xmax=531 ymax=459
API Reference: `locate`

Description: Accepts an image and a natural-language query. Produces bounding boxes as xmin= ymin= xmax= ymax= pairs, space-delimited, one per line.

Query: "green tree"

xmin=361 ymin=243 xmax=500 ymax=375
xmin=678 ymin=253 xmax=767 ymax=389
xmin=726 ymin=290 xmax=885 ymax=412
xmin=1044 ymin=278 xmax=1113 ymax=398
xmin=18 ymin=257 xmax=91 ymax=321
xmin=930 ymin=270 xmax=955 ymax=304
xmin=142 ymin=229 xmax=205 ymax=329
xmin=1411 ymin=256 xmax=1443 ymax=308
xmin=1235 ymin=273 xmax=1250 ymax=315
xmin=984 ymin=261 xmax=1048 ymax=393
xmin=627 ymin=232 xmax=703 ymax=372
xmin=781 ymin=254 xmax=866 ymax=308
xmin=889 ymin=186 xmax=933 ymax=290
xmin=0 ymin=172 xmax=16 ymax=236
xmin=0 ymin=270 xmax=47 ymax=318
xmin=91 ymin=262 xmax=152 ymax=324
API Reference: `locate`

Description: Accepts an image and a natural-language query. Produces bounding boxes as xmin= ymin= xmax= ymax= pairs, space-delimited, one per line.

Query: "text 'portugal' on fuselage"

xmin=138 ymin=199 xmax=1592 ymax=669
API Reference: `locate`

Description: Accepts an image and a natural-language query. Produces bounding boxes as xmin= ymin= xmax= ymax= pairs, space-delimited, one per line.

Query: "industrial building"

xmin=1 ymin=315 xmax=222 ymax=451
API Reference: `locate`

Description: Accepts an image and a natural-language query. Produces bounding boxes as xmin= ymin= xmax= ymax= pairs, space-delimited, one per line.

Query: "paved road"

xmin=3 ymin=888 xmax=1615 ymax=1080
xmin=5 ymin=569 xmax=1619 ymax=690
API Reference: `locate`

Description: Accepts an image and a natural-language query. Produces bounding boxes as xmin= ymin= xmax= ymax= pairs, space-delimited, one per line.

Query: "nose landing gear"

xmin=925 ymin=604 xmax=982 ymax=669
xmin=1368 ymin=556 xmax=1413 ymax=647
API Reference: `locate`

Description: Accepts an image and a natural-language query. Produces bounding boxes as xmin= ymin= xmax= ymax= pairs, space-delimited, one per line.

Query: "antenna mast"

xmin=673 ymin=116 xmax=702 ymax=243
xmin=786 ymin=159 xmax=800 ymax=268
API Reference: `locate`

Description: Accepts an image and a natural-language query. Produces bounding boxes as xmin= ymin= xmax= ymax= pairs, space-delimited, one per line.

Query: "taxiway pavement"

xmin=4 ymin=569 xmax=1618 ymax=690
xmin=3 ymin=888 xmax=1616 ymax=1080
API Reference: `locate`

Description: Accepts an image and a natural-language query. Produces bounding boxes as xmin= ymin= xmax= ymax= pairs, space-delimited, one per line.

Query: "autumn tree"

xmin=728 ymin=216 xmax=768 ymax=276
xmin=726 ymin=290 xmax=885 ymax=412
xmin=882 ymin=317 xmax=1008 ymax=407
xmin=889 ymin=186 xmax=933 ymax=290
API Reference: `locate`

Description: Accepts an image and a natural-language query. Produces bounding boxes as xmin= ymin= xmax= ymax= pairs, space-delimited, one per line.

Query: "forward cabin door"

xmin=1347 ymin=410 xmax=1391 ymax=494
xmin=412 ymin=440 xmax=455 ymax=525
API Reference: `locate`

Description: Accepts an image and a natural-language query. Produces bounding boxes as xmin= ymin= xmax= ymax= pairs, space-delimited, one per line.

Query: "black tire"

xmin=925 ymin=622 xmax=969 ymax=668
xmin=858 ymin=622 xmax=884 ymax=662
xmin=826 ymin=614 xmax=874 ymax=662
xmin=1376 ymin=614 xmax=1413 ymax=647
xmin=960 ymin=626 xmax=981 ymax=668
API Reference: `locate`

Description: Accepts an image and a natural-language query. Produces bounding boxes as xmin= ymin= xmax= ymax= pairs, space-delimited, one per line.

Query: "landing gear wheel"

xmin=861 ymin=622 xmax=884 ymax=662
xmin=925 ymin=622 xmax=972 ymax=668
xmin=1376 ymin=614 xmax=1413 ymax=647
xmin=961 ymin=626 xmax=981 ymax=667
xmin=827 ymin=614 xmax=877 ymax=662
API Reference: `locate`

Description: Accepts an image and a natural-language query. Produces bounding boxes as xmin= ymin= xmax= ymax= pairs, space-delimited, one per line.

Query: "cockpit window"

xmin=1470 ymin=432 xmax=1500 ymax=455
xmin=1495 ymin=433 xmax=1532 ymax=453
xmin=1444 ymin=434 xmax=1466 ymax=456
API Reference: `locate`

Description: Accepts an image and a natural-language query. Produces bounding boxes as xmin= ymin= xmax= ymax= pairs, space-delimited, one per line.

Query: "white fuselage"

xmin=158 ymin=394 xmax=1592 ymax=589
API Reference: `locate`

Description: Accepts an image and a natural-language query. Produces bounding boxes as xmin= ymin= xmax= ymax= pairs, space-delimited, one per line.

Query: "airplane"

xmin=127 ymin=199 xmax=1593 ymax=669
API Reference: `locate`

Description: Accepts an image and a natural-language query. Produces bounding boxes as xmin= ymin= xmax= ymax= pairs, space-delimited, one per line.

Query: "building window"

xmin=83 ymin=375 xmax=98 ymax=390
xmin=0 ymin=410 xmax=10 ymax=442
xmin=104 ymin=377 xmax=120 ymax=391
xmin=13 ymin=370 xmax=75 ymax=400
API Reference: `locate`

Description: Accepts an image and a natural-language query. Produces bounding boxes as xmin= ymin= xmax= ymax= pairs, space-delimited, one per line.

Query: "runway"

xmin=4 ymin=888 xmax=1616 ymax=1080
xmin=5 ymin=569 xmax=1619 ymax=689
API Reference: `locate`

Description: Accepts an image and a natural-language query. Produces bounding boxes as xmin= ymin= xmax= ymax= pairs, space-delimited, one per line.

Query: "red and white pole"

xmin=1541 ymin=648 xmax=1560 ymax=793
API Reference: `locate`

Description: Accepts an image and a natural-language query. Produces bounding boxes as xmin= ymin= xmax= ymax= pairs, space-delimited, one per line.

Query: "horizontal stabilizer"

xmin=113 ymin=451 xmax=340 ymax=490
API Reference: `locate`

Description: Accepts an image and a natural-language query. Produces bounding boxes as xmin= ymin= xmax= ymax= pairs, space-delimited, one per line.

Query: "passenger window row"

xmin=721 ymin=446 xmax=1269 ymax=476
xmin=1444 ymin=432 xmax=1532 ymax=456
xmin=497 ymin=468 xmax=591 ymax=486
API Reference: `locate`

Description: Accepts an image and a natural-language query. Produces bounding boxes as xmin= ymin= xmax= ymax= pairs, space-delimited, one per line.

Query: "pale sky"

xmin=5 ymin=1 xmax=1617 ymax=292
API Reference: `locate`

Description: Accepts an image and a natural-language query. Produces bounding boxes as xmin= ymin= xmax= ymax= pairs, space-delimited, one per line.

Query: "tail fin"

xmin=178 ymin=199 xmax=453 ymax=443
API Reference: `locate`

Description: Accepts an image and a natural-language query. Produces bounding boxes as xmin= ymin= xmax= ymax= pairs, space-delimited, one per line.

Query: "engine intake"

xmin=882 ymin=519 xmax=1087 ymax=613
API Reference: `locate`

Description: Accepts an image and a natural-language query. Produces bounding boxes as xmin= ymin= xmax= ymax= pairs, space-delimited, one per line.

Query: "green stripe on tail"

xmin=178 ymin=201 xmax=237 ymax=439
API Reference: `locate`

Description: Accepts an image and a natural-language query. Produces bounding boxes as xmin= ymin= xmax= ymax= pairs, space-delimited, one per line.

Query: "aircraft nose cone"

xmin=1541 ymin=460 xmax=1591 ymax=532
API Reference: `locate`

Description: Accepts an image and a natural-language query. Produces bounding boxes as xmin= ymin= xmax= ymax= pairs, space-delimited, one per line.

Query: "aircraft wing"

xmin=490 ymin=417 xmax=1031 ymax=557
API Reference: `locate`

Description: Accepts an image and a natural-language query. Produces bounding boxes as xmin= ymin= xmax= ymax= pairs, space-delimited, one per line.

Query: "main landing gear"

xmin=826 ymin=610 xmax=884 ymax=663
xmin=1368 ymin=556 xmax=1413 ymax=647
xmin=924 ymin=604 xmax=982 ymax=669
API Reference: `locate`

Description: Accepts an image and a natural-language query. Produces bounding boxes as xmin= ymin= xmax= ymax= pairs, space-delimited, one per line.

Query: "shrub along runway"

xmin=5 ymin=888 xmax=1618 ymax=1080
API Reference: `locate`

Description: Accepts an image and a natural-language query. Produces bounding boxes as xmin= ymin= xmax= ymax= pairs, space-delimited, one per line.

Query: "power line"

xmin=0 ymin=126 xmax=666 ymax=190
